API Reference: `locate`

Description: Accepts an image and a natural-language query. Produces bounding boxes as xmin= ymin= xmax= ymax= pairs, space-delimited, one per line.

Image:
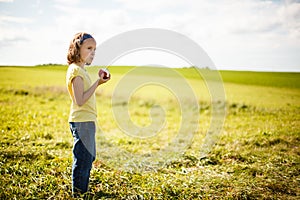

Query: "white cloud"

xmin=52 ymin=3 xmax=133 ymax=43
xmin=280 ymin=1 xmax=300 ymax=38
xmin=0 ymin=15 xmax=34 ymax=24
xmin=162 ymin=0 xmax=300 ymax=70
xmin=0 ymin=0 xmax=299 ymax=70
xmin=0 ymin=37 xmax=28 ymax=47
xmin=112 ymin=0 xmax=294 ymax=43
xmin=0 ymin=3 xmax=134 ymax=65
xmin=0 ymin=15 xmax=33 ymax=43
xmin=53 ymin=0 xmax=80 ymax=6
xmin=116 ymin=0 xmax=187 ymax=12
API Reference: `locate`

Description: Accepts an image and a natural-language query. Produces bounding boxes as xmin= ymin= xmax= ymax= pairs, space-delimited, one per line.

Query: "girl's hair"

xmin=67 ymin=32 xmax=94 ymax=65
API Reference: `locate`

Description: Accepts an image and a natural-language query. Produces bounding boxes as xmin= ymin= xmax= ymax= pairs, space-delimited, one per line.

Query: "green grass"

xmin=0 ymin=65 xmax=299 ymax=199
xmin=219 ymin=70 xmax=300 ymax=88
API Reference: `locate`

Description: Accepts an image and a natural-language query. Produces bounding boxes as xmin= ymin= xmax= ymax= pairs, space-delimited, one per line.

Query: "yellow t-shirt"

xmin=66 ymin=63 xmax=97 ymax=122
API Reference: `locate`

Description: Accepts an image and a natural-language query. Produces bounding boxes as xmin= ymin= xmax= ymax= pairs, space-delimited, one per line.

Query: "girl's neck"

xmin=76 ymin=62 xmax=85 ymax=69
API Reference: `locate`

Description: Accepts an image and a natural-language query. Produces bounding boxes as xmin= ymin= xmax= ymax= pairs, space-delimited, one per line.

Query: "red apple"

xmin=98 ymin=68 xmax=110 ymax=79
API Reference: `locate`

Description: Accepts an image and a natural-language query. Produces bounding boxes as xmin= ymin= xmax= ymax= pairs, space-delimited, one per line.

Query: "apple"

xmin=98 ymin=68 xmax=110 ymax=79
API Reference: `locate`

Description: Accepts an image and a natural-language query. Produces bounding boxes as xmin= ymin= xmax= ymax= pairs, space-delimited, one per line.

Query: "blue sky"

xmin=0 ymin=0 xmax=299 ymax=71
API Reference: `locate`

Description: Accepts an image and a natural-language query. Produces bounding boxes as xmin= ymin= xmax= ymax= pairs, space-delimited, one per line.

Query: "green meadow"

xmin=0 ymin=65 xmax=299 ymax=199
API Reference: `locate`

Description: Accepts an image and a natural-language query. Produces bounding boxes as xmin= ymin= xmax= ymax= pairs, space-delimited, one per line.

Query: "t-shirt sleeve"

xmin=67 ymin=66 xmax=84 ymax=86
xmin=67 ymin=65 xmax=84 ymax=99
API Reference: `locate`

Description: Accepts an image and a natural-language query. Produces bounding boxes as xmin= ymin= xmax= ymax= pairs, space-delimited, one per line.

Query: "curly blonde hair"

xmin=67 ymin=32 xmax=94 ymax=65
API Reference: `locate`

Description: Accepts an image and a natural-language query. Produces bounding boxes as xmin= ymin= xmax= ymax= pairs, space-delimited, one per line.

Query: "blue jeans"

xmin=69 ymin=121 xmax=96 ymax=195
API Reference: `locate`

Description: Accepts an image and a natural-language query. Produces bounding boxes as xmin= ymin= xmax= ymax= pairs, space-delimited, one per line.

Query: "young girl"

xmin=66 ymin=32 xmax=110 ymax=196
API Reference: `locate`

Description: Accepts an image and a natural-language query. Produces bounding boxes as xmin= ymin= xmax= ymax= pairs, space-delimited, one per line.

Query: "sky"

xmin=0 ymin=0 xmax=299 ymax=71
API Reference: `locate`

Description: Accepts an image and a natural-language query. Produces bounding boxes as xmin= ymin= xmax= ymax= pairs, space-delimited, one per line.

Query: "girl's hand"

xmin=98 ymin=73 xmax=110 ymax=85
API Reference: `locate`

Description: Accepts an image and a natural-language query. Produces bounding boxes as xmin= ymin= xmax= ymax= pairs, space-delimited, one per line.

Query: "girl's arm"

xmin=72 ymin=74 xmax=109 ymax=106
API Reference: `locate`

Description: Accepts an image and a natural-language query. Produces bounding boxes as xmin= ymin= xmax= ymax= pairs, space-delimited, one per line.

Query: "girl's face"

xmin=79 ymin=38 xmax=96 ymax=65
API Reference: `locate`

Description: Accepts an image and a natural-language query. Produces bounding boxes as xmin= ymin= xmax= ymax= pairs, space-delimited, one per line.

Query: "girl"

xmin=66 ymin=32 xmax=110 ymax=196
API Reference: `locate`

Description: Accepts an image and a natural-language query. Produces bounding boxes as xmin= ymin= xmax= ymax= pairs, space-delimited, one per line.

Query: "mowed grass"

xmin=0 ymin=65 xmax=299 ymax=199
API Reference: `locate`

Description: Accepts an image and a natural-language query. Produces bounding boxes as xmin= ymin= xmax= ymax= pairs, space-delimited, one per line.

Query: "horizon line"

xmin=0 ymin=64 xmax=299 ymax=73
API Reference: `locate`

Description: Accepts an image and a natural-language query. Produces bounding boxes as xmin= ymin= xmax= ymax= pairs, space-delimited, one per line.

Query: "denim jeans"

xmin=69 ymin=121 xmax=96 ymax=195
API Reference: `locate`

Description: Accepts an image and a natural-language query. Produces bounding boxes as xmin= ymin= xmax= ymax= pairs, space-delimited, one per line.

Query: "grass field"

xmin=0 ymin=65 xmax=299 ymax=199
